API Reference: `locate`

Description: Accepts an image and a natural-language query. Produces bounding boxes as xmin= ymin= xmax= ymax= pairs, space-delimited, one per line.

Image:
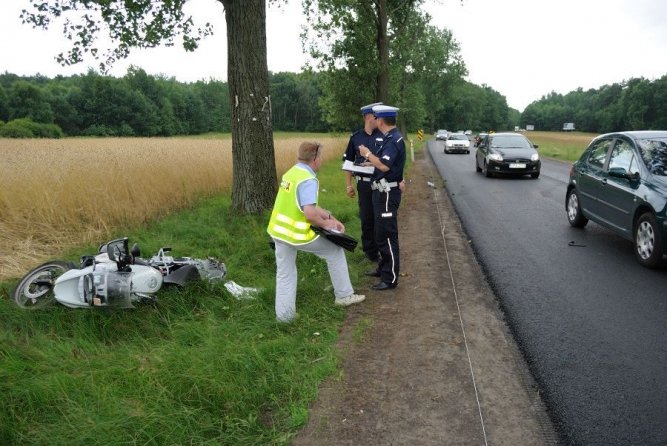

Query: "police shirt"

xmin=371 ymin=127 xmax=406 ymax=183
xmin=342 ymin=128 xmax=384 ymax=177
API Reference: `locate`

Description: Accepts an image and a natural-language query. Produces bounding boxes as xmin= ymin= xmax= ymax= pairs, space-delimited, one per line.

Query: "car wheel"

xmin=634 ymin=212 xmax=664 ymax=268
xmin=475 ymin=158 xmax=481 ymax=172
xmin=483 ymin=161 xmax=492 ymax=177
xmin=566 ymin=188 xmax=588 ymax=228
xmin=531 ymin=171 xmax=540 ymax=179
xmin=466 ymin=150 xmax=470 ymax=154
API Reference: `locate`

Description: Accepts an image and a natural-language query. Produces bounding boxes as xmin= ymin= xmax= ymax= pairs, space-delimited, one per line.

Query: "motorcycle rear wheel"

xmin=12 ymin=261 xmax=72 ymax=309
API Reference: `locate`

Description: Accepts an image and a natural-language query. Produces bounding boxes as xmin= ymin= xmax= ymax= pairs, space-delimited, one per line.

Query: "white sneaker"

xmin=335 ymin=294 xmax=366 ymax=307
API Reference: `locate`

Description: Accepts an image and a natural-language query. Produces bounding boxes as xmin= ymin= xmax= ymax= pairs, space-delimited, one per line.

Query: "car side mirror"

xmin=533 ymin=144 xmax=539 ymax=149
xmin=609 ymin=167 xmax=638 ymax=180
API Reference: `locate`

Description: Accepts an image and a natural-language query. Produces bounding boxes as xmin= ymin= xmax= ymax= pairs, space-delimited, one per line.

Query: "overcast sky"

xmin=1 ymin=0 xmax=666 ymax=112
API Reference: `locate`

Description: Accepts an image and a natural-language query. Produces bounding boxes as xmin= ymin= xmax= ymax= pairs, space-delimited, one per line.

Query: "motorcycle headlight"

xmin=489 ymin=153 xmax=503 ymax=162
xmin=531 ymin=153 xmax=539 ymax=161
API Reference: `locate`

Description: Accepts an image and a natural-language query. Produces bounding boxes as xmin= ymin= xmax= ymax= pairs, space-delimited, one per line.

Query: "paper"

xmin=224 ymin=280 xmax=261 ymax=300
xmin=342 ymin=160 xmax=374 ymax=175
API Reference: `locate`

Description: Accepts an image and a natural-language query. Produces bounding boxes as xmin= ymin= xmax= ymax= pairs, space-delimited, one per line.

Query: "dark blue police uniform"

xmin=371 ymin=127 xmax=405 ymax=287
xmin=343 ymin=128 xmax=384 ymax=261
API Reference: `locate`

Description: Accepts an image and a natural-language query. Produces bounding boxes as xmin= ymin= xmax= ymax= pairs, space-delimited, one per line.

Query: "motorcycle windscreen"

xmin=93 ymin=271 xmax=133 ymax=308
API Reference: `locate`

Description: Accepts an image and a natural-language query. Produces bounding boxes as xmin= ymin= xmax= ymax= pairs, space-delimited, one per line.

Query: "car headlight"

xmin=531 ymin=153 xmax=539 ymax=161
xmin=489 ymin=153 xmax=503 ymax=162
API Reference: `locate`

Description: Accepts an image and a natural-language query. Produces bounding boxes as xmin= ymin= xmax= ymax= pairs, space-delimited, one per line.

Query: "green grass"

xmin=524 ymin=131 xmax=598 ymax=162
xmin=0 ymin=157 xmax=376 ymax=445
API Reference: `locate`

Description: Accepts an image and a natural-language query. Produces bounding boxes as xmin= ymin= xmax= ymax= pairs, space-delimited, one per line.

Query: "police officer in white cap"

xmin=358 ymin=105 xmax=406 ymax=290
xmin=342 ymin=102 xmax=384 ymax=262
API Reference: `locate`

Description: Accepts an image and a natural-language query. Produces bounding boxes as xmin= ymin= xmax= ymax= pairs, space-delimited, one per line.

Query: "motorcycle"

xmin=12 ymin=237 xmax=227 ymax=309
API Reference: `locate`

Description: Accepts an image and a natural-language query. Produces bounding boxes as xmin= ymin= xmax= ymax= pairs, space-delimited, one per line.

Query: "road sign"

xmin=417 ymin=129 xmax=423 ymax=141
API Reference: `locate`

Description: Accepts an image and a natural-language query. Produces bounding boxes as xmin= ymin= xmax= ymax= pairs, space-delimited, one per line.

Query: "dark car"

xmin=565 ymin=131 xmax=667 ymax=268
xmin=473 ymin=132 xmax=487 ymax=147
xmin=436 ymin=129 xmax=448 ymax=141
xmin=475 ymin=132 xmax=540 ymax=178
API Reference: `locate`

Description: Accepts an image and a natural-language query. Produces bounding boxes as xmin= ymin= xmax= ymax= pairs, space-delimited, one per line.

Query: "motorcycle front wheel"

xmin=12 ymin=261 xmax=72 ymax=309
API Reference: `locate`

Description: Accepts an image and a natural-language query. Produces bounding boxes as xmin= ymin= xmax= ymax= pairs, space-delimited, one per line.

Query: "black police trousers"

xmin=357 ymin=180 xmax=378 ymax=261
xmin=372 ymin=187 xmax=401 ymax=285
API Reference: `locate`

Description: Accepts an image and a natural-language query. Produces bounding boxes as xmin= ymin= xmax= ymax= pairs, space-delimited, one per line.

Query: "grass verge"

xmin=0 ymin=154 xmax=374 ymax=445
xmin=524 ymin=131 xmax=598 ymax=162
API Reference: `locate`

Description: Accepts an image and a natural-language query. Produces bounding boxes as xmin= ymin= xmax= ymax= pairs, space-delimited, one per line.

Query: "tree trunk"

xmin=220 ymin=0 xmax=277 ymax=214
xmin=375 ymin=0 xmax=389 ymax=103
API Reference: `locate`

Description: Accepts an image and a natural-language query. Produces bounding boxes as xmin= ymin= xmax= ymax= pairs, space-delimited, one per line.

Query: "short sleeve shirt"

xmin=372 ymin=127 xmax=406 ymax=183
xmin=343 ymin=128 xmax=384 ymax=177
xmin=296 ymin=163 xmax=318 ymax=209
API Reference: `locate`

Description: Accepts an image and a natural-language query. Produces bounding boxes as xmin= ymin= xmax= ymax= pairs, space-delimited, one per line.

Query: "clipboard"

xmin=311 ymin=226 xmax=358 ymax=252
xmin=342 ymin=160 xmax=374 ymax=175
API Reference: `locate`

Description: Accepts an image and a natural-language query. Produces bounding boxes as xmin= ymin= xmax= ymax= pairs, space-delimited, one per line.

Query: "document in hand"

xmin=342 ymin=160 xmax=374 ymax=175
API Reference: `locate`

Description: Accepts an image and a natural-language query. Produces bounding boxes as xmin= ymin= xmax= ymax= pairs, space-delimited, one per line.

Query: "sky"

xmin=1 ymin=0 xmax=666 ymax=112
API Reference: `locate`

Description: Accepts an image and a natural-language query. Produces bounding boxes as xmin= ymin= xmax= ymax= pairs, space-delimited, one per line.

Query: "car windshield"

xmin=448 ymin=134 xmax=467 ymax=140
xmin=637 ymin=137 xmax=667 ymax=176
xmin=490 ymin=135 xmax=532 ymax=149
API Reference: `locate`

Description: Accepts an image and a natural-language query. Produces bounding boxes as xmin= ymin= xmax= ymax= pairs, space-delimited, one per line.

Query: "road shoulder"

xmin=292 ymin=148 xmax=557 ymax=445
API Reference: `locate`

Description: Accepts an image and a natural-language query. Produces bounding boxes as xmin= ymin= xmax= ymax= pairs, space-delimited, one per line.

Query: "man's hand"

xmin=346 ymin=185 xmax=356 ymax=198
xmin=399 ymin=180 xmax=406 ymax=192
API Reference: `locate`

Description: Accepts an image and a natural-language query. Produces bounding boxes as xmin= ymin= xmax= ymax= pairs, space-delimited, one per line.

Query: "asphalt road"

xmin=427 ymin=138 xmax=667 ymax=445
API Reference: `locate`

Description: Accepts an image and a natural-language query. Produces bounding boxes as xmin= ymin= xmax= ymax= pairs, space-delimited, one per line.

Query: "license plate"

xmin=509 ymin=163 xmax=526 ymax=168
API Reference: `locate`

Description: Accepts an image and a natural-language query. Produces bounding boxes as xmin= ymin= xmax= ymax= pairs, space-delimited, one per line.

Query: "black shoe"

xmin=372 ymin=281 xmax=397 ymax=291
xmin=364 ymin=270 xmax=381 ymax=277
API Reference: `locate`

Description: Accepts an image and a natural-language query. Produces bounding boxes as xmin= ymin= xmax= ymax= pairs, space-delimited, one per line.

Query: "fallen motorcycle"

xmin=12 ymin=237 xmax=226 ymax=309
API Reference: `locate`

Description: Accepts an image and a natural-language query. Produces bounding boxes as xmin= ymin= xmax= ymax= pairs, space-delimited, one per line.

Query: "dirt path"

xmin=293 ymin=149 xmax=558 ymax=445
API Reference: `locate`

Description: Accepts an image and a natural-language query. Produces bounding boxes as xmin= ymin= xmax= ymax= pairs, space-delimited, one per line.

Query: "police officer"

xmin=358 ymin=105 xmax=406 ymax=290
xmin=342 ymin=102 xmax=384 ymax=262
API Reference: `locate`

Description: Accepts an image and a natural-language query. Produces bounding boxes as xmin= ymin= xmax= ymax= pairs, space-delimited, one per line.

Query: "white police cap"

xmin=360 ymin=102 xmax=383 ymax=115
xmin=372 ymin=105 xmax=399 ymax=118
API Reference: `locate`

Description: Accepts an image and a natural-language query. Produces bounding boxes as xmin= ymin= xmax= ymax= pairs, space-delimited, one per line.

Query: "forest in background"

xmin=0 ymin=67 xmax=515 ymax=138
xmin=521 ymin=75 xmax=667 ymax=133
xmin=1 ymin=68 xmax=665 ymax=139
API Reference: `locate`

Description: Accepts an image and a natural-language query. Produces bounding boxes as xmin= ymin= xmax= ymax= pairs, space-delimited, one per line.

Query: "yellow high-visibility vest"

xmin=267 ymin=165 xmax=319 ymax=245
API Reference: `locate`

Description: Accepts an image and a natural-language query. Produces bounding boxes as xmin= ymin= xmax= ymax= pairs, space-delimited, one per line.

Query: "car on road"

xmin=464 ymin=130 xmax=472 ymax=136
xmin=475 ymin=132 xmax=540 ymax=178
xmin=565 ymin=130 xmax=667 ymax=268
xmin=474 ymin=132 xmax=487 ymax=147
xmin=436 ymin=129 xmax=448 ymax=140
xmin=444 ymin=133 xmax=470 ymax=154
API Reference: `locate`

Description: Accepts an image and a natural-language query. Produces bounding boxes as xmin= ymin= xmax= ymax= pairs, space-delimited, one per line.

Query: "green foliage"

xmin=0 ymin=70 xmax=329 ymax=137
xmin=0 ymin=118 xmax=64 ymax=138
xmin=521 ymin=74 xmax=667 ymax=133
xmin=7 ymin=80 xmax=55 ymax=124
xmin=0 ymin=157 xmax=372 ymax=444
xmin=21 ymin=0 xmax=213 ymax=73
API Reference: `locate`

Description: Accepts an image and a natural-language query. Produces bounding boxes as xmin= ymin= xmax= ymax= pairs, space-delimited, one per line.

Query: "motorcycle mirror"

xmin=131 ymin=243 xmax=141 ymax=258
xmin=107 ymin=245 xmax=117 ymax=262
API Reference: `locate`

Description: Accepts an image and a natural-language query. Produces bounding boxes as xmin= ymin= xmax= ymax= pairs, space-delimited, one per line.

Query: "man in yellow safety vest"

xmin=267 ymin=141 xmax=366 ymax=323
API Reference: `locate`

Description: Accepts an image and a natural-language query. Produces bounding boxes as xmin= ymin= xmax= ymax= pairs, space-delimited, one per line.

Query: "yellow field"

xmin=0 ymin=135 xmax=346 ymax=280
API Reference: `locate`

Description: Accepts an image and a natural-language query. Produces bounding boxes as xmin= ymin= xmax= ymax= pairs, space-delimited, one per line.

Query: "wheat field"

xmin=0 ymin=135 xmax=346 ymax=281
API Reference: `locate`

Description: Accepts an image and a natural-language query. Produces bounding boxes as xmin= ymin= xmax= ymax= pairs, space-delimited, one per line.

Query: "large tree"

xmin=303 ymin=0 xmax=465 ymax=131
xmin=21 ymin=0 xmax=277 ymax=213
xmin=303 ymin=0 xmax=420 ymax=104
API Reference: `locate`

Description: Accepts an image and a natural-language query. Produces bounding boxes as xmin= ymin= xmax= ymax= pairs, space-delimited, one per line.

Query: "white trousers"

xmin=273 ymin=236 xmax=354 ymax=322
